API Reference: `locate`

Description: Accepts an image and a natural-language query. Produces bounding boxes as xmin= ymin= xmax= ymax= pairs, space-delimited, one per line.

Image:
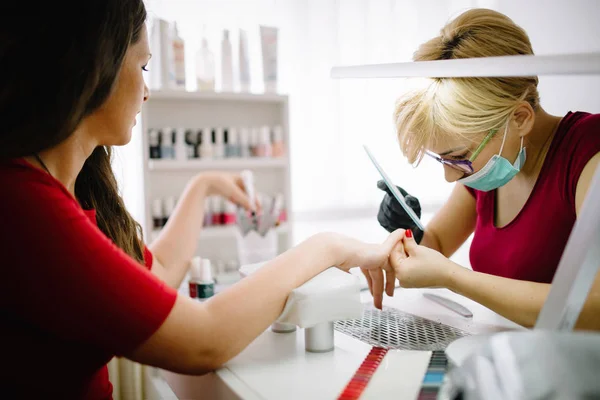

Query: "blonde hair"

xmin=395 ymin=8 xmax=540 ymax=164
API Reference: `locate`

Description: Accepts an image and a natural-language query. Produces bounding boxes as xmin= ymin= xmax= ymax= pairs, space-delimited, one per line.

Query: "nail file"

xmin=337 ymin=347 xmax=388 ymax=400
xmin=423 ymin=293 xmax=473 ymax=318
xmin=363 ymin=145 xmax=425 ymax=231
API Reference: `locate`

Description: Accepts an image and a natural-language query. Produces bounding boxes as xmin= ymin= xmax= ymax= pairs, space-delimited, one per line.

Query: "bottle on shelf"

xmin=250 ymin=127 xmax=260 ymax=157
xmin=239 ymin=127 xmax=251 ymax=158
xmin=200 ymin=126 xmax=213 ymax=159
xmin=171 ymin=22 xmax=186 ymax=90
xmin=272 ymin=125 xmax=285 ymax=157
xmin=220 ymin=29 xmax=233 ymax=92
xmin=223 ymin=200 xmax=237 ymax=225
xmin=226 ymin=127 xmax=240 ymax=158
xmin=148 ymin=128 xmax=161 ymax=159
xmin=152 ymin=198 xmax=163 ymax=229
xmin=159 ymin=127 xmax=175 ymax=159
xmin=195 ymin=26 xmax=215 ymax=91
xmin=214 ymin=127 xmax=225 ymax=159
xmin=175 ymin=127 xmax=187 ymax=161
xmin=211 ymin=196 xmax=223 ymax=225
xmin=203 ymin=198 xmax=212 ymax=227
xmin=184 ymin=129 xmax=197 ymax=159
xmin=256 ymin=126 xmax=273 ymax=158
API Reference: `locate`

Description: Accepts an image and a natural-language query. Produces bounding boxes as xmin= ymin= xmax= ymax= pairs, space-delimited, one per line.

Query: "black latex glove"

xmin=376 ymin=180 xmax=424 ymax=243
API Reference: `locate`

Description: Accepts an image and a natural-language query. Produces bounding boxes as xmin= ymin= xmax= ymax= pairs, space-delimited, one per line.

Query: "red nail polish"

xmin=405 ymin=229 xmax=413 ymax=239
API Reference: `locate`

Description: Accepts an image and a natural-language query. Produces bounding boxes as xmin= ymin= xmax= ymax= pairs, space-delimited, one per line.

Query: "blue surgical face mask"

xmin=458 ymin=123 xmax=526 ymax=192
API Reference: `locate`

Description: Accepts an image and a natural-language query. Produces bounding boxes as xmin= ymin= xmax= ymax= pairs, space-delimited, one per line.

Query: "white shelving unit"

xmin=140 ymin=90 xmax=293 ymax=270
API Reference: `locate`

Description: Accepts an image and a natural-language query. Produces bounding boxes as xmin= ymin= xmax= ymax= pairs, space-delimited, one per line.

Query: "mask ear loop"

xmin=498 ymin=122 xmax=510 ymax=156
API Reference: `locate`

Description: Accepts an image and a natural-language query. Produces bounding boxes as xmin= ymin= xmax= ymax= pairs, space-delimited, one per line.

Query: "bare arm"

xmin=128 ymin=230 xmax=404 ymax=374
xmin=149 ymin=173 xmax=252 ymax=288
xmin=420 ymin=183 xmax=477 ymax=257
xmin=445 ymin=153 xmax=600 ymax=329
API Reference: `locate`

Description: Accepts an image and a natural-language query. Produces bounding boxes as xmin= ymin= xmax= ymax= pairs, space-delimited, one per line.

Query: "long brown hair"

xmin=0 ymin=1 xmax=147 ymax=262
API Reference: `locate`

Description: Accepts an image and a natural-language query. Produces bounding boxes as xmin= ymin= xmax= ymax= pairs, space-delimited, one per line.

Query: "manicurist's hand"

xmin=390 ymin=229 xmax=458 ymax=288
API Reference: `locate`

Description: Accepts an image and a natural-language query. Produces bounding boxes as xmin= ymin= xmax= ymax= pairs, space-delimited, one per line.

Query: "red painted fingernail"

xmin=405 ymin=229 xmax=413 ymax=239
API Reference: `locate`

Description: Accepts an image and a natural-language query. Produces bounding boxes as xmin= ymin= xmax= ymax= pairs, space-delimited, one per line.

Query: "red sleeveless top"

xmin=467 ymin=112 xmax=600 ymax=283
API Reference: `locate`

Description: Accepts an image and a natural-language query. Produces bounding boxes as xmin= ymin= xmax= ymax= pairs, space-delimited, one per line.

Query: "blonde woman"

xmin=377 ymin=9 xmax=600 ymax=329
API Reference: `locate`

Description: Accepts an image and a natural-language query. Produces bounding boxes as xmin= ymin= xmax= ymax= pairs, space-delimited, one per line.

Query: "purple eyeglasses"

xmin=425 ymin=128 xmax=498 ymax=175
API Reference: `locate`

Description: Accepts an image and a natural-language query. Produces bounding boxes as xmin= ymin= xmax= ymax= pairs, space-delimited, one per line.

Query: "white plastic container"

xmin=195 ymin=28 xmax=215 ymax=91
xmin=220 ymin=29 xmax=233 ymax=92
xmin=236 ymin=229 xmax=278 ymax=266
xmin=171 ymin=22 xmax=186 ymax=90
xmin=260 ymin=26 xmax=278 ymax=93
xmin=239 ymin=28 xmax=251 ymax=92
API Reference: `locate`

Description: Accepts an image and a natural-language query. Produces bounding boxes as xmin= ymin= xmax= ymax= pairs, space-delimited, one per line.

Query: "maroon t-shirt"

xmin=467 ymin=112 xmax=600 ymax=283
xmin=0 ymin=158 xmax=178 ymax=399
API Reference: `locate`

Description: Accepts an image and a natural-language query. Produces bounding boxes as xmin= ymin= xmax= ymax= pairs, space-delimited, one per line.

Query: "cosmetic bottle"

xmin=175 ymin=127 xmax=187 ymax=161
xmin=223 ymin=200 xmax=237 ymax=225
xmin=272 ymin=125 xmax=285 ymax=157
xmin=203 ymin=197 xmax=212 ymax=227
xmin=195 ymin=26 xmax=215 ymax=91
xmin=257 ymin=126 xmax=273 ymax=157
xmin=160 ymin=127 xmax=174 ymax=159
xmin=148 ymin=128 xmax=161 ymax=159
xmin=260 ymin=26 xmax=278 ymax=93
xmin=226 ymin=127 xmax=239 ymax=158
xmin=250 ymin=127 xmax=260 ymax=157
xmin=239 ymin=28 xmax=250 ymax=92
xmin=200 ymin=127 xmax=213 ymax=159
xmin=214 ymin=127 xmax=225 ymax=159
xmin=212 ymin=196 xmax=224 ymax=225
xmin=171 ymin=22 xmax=186 ymax=90
xmin=197 ymin=259 xmax=215 ymax=301
xmin=220 ymin=30 xmax=233 ymax=92
xmin=184 ymin=129 xmax=197 ymax=159
xmin=152 ymin=198 xmax=163 ymax=229
xmin=239 ymin=127 xmax=251 ymax=158
xmin=188 ymin=257 xmax=202 ymax=298
xmin=195 ymin=129 xmax=203 ymax=159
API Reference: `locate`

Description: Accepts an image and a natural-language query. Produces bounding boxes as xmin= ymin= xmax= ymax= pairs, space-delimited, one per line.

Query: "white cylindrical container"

xmin=305 ymin=322 xmax=334 ymax=353
xmin=271 ymin=322 xmax=296 ymax=333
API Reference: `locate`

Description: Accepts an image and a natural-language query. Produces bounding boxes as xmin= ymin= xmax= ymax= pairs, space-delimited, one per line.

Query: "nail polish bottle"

xmin=214 ymin=127 xmax=225 ymax=159
xmin=226 ymin=127 xmax=239 ymax=158
xmin=223 ymin=200 xmax=237 ymax=225
xmin=272 ymin=125 xmax=285 ymax=157
xmin=163 ymin=196 xmax=176 ymax=226
xmin=160 ymin=127 xmax=173 ymax=159
xmin=239 ymin=127 xmax=251 ymax=158
xmin=148 ymin=128 xmax=161 ymax=159
xmin=189 ymin=256 xmax=201 ymax=299
xmin=175 ymin=127 xmax=187 ymax=161
xmin=211 ymin=196 xmax=223 ymax=225
xmin=185 ymin=129 xmax=197 ymax=159
xmin=257 ymin=126 xmax=273 ymax=157
xmin=203 ymin=197 xmax=212 ymax=227
xmin=197 ymin=259 xmax=215 ymax=301
xmin=152 ymin=198 xmax=163 ymax=229
xmin=195 ymin=129 xmax=203 ymax=159
xmin=200 ymin=126 xmax=213 ymax=159
xmin=250 ymin=127 xmax=260 ymax=157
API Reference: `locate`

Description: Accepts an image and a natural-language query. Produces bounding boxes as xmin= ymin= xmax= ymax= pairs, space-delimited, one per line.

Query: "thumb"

xmin=229 ymin=183 xmax=254 ymax=212
xmin=403 ymin=229 xmax=418 ymax=256
xmin=376 ymin=180 xmax=392 ymax=195
xmin=381 ymin=228 xmax=405 ymax=254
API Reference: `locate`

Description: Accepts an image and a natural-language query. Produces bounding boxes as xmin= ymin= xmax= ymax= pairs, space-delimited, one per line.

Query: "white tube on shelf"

xmin=260 ymin=26 xmax=278 ymax=93
xmin=221 ymin=29 xmax=233 ymax=92
xmin=239 ymin=28 xmax=251 ymax=92
xmin=330 ymin=52 xmax=600 ymax=79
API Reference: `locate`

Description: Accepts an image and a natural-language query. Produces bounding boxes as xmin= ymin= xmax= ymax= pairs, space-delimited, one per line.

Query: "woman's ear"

xmin=512 ymin=102 xmax=535 ymax=138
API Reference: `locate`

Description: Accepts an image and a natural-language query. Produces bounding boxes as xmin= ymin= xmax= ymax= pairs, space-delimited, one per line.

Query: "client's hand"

xmin=194 ymin=171 xmax=260 ymax=212
xmin=336 ymin=229 xmax=406 ymax=310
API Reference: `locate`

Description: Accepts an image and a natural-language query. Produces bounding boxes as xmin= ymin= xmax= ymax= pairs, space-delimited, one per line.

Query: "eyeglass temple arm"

xmin=468 ymin=129 xmax=498 ymax=162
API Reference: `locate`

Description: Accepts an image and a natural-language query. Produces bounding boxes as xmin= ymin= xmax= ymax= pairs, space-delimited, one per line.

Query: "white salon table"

xmin=149 ymin=285 xmax=524 ymax=400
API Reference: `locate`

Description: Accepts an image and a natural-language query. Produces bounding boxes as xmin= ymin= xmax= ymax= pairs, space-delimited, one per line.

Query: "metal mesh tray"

xmin=334 ymin=306 xmax=470 ymax=351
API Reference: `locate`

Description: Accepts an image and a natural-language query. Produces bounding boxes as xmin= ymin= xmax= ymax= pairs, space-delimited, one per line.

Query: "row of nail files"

xmin=151 ymin=193 xmax=287 ymax=229
xmin=148 ymin=125 xmax=285 ymax=160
